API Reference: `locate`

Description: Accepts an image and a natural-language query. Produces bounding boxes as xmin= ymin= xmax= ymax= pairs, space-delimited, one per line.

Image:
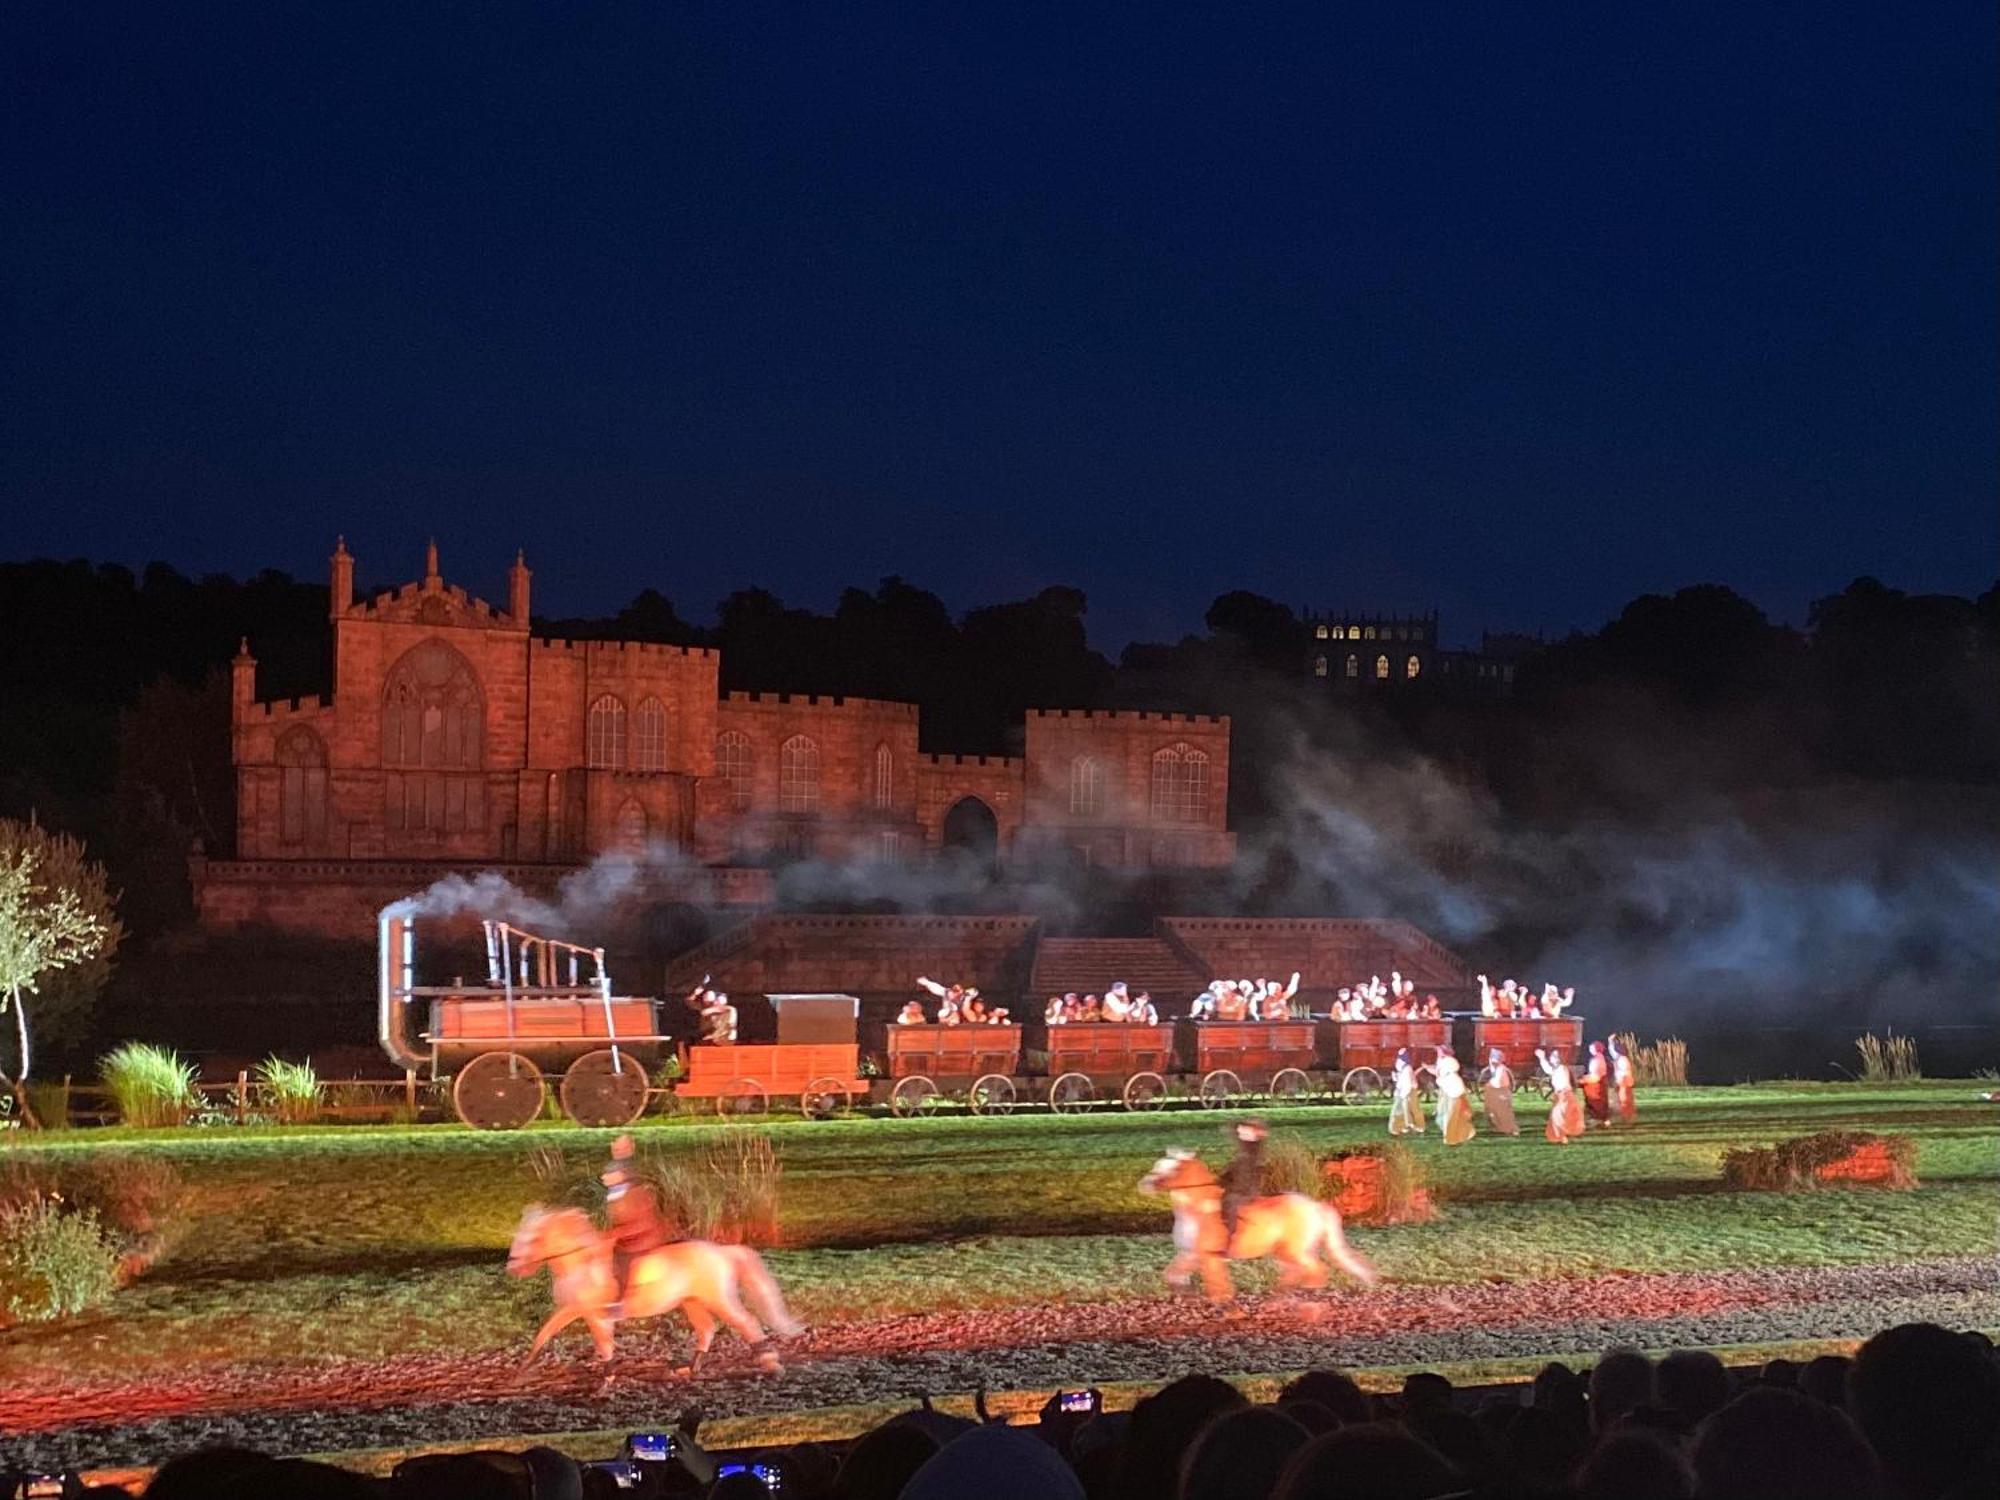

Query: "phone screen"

xmin=717 ymin=1462 xmax=783 ymax=1493
xmin=627 ymin=1431 xmax=679 ymax=1463
xmin=1059 ymin=1389 xmax=1099 ymax=1413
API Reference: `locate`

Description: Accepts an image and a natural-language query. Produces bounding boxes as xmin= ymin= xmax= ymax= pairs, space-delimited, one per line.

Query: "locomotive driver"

xmin=602 ymin=1133 xmax=677 ymax=1317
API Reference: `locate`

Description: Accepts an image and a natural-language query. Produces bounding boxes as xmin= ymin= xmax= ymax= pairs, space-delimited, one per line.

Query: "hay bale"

xmin=1721 ymin=1130 xmax=1917 ymax=1192
xmin=1321 ymin=1142 xmax=1436 ymax=1224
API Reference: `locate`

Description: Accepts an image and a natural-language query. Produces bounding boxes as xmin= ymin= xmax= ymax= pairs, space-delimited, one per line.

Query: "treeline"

xmin=1 ymin=557 xmax=1995 ymax=935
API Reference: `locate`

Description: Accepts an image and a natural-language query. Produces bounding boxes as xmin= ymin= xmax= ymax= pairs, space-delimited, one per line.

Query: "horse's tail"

xmin=1315 ymin=1201 xmax=1380 ymax=1289
xmin=727 ymin=1245 xmax=806 ymax=1338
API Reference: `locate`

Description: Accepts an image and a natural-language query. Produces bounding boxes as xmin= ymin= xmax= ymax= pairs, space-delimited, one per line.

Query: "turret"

xmin=508 ymin=548 xmax=531 ymax=624
xmin=231 ymin=638 xmax=256 ymax=711
xmin=329 ymin=536 xmax=354 ymax=618
xmin=423 ymin=537 xmax=440 ymax=587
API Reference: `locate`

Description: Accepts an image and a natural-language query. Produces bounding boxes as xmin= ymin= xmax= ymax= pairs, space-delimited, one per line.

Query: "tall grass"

xmin=639 ymin=1127 xmax=782 ymax=1246
xmin=1613 ymin=1033 xmax=1690 ymax=1087
xmin=256 ymin=1057 xmax=322 ymax=1125
xmin=99 ymin=1043 xmax=199 ymax=1128
xmin=1855 ymin=1032 xmax=1921 ymax=1083
xmin=1260 ymin=1138 xmax=1323 ymax=1197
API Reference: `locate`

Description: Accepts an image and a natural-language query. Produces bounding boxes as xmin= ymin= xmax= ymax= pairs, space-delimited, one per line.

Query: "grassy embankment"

xmin=2 ymin=1081 xmax=1993 ymax=1386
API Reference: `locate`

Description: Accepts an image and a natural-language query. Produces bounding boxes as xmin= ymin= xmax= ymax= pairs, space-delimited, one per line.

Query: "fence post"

xmin=236 ymin=1070 xmax=249 ymax=1124
xmin=405 ymin=1068 xmax=418 ymax=1119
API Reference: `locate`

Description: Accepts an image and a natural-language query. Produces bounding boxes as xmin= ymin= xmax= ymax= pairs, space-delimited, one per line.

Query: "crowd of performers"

xmin=1329 ymin=972 xmax=1445 ymax=1020
xmin=1477 ymin=973 xmax=1577 ymax=1019
xmin=1387 ymin=1037 xmax=1637 ymax=1145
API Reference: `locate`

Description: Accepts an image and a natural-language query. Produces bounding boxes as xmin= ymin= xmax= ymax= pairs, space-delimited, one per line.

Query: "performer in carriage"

xmin=1582 ymin=1041 xmax=1612 ymax=1127
xmin=1537 ymin=1046 xmax=1586 ymax=1144
xmin=1213 ymin=982 xmax=1250 ymax=1022
xmin=1220 ymin=1117 xmax=1267 ymax=1240
xmin=1189 ymin=981 xmax=1218 ymax=1020
xmin=685 ymin=976 xmax=737 ymax=1044
xmin=1130 ymin=989 xmax=1159 ymax=1024
xmin=916 ymin=975 xmax=964 ymax=1025
xmin=1252 ymin=972 xmax=1302 ymax=1020
xmin=1480 ymin=1047 xmax=1520 ymax=1135
xmin=1045 ymin=993 xmax=1067 ymax=1025
xmin=1101 ymin=981 xmax=1133 ymax=1022
xmin=1388 ymin=1047 xmax=1425 ymax=1136
xmin=896 ymin=999 xmax=928 ymax=1026
xmin=1434 ymin=1045 xmax=1476 ymax=1145
xmin=601 ymin=1134 xmax=679 ymax=1317
xmin=1609 ymin=1035 xmax=1638 ymax=1123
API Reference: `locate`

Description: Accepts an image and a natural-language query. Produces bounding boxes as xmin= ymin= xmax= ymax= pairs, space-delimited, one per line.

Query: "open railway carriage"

xmin=1183 ymin=1019 xmax=1320 ymax=1108
xmin=883 ymin=1023 xmax=1024 ymax=1116
xmin=379 ymin=912 xmax=670 ymax=1129
xmin=1471 ymin=1016 xmax=1583 ymax=1096
xmin=1328 ymin=1018 xmax=1453 ymax=1102
xmin=677 ymin=994 xmax=872 ymax=1118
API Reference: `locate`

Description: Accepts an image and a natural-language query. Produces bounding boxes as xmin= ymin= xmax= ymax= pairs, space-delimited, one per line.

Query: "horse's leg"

xmin=709 ymin=1284 xmax=782 ymax=1372
xmin=680 ymin=1300 xmax=718 ymax=1377
xmin=1198 ymin=1253 xmax=1234 ymax=1304
xmin=520 ymin=1305 xmax=586 ymax=1375
xmin=1163 ymin=1251 xmax=1196 ymax=1289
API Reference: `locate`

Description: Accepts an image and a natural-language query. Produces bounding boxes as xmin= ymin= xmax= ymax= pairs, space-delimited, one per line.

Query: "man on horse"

xmin=602 ymin=1133 xmax=677 ymax=1316
xmin=1220 ymin=1117 xmax=1267 ymax=1247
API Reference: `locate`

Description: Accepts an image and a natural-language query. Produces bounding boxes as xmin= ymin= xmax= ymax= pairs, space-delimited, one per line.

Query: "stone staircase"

xmin=1027 ymin=936 xmax=1207 ymax=1003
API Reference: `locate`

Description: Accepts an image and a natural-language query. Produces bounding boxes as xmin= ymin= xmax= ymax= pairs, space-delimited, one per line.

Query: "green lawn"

xmin=3 ymin=1082 xmax=1994 ymax=1386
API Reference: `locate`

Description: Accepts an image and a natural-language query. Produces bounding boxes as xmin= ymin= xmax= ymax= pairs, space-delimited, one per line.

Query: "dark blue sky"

xmin=5 ymin=3 xmax=1992 ymax=651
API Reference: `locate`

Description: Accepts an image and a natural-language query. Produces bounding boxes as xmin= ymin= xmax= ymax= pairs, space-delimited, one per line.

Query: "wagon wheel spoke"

xmin=969 ymin=1073 xmax=1016 ymax=1116
xmin=890 ymin=1076 xmax=939 ymax=1119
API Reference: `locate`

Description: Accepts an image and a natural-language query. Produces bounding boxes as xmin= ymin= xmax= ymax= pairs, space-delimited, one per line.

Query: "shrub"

xmin=1722 ymin=1130 xmax=1917 ymax=1192
xmin=1260 ymin=1137 xmax=1323 ymax=1198
xmin=639 ymin=1127 xmax=782 ymax=1246
xmin=23 ymin=1077 xmax=72 ymax=1129
xmin=1320 ymin=1141 xmax=1435 ymax=1224
xmin=1855 ymin=1032 xmax=1921 ymax=1083
xmin=0 ymin=1152 xmax=186 ymax=1269
xmin=256 ymin=1056 xmax=322 ymax=1125
xmin=0 ymin=1197 xmax=122 ymax=1322
xmin=100 ymin=1042 xmax=198 ymax=1127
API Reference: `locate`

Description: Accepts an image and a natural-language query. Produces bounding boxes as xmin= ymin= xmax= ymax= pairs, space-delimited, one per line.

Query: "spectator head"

xmin=146 ymin=1448 xmax=275 ymax=1500
xmin=1401 ymin=1372 xmax=1454 ymax=1412
xmin=1179 ymin=1407 xmax=1311 ymax=1500
xmin=1848 ymin=1322 xmax=2000 ymax=1500
xmin=834 ymin=1422 xmax=938 ymax=1500
xmin=521 ymin=1446 xmax=583 ymax=1500
xmin=1590 ymin=1349 xmax=1656 ymax=1432
xmin=1656 ymin=1349 xmax=1731 ymax=1426
xmin=1403 ymin=1404 xmax=1489 ymax=1476
xmin=1505 ymin=1406 xmax=1589 ymax=1489
xmin=1575 ymin=1428 xmax=1693 ymax=1500
xmin=1801 ymin=1354 xmax=1852 ymax=1409
xmin=711 ymin=1472 xmax=773 ymax=1500
xmin=219 ymin=1459 xmax=380 ymax=1499
xmin=1762 ymin=1357 xmax=1800 ymax=1388
xmin=1121 ymin=1375 xmax=1248 ymax=1499
xmin=1692 ymin=1387 xmax=1883 ymax=1500
xmin=1271 ymin=1423 xmax=1460 ymax=1500
xmin=1532 ymin=1362 xmax=1588 ymax=1437
xmin=1279 ymin=1371 xmax=1372 ymax=1427
xmin=900 ymin=1423 xmax=1085 ymax=1500
xmin=1277 ymin=1400 xmax=1341 ymax=1435
xmin=784 ymin=1442 xmax=838 ymax=1499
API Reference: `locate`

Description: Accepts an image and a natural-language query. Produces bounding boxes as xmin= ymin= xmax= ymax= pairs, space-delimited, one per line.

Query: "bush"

xmin=0 ymin=1152 xmax=186 ymax=1270
xmin=100 ymin=1042 xmax=199 ymax=1127
xmin=257 ymin=1056 xmax=322 ymax=1125
xmin=1260 ymin=1137 xmax=1323 ymax=1197
xmin=639 ymin=1127 xmax=782 ymax=1246
xmin=1321 ymin=1140 xmax=1435 ymax=1225
xmin=0 ymin=1197 xmax=122 ymax=1322
xmin=1722 ymin=1130 xmax=1917 ymax=1192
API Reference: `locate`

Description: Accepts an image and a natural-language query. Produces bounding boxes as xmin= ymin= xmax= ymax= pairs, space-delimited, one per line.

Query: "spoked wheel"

xmin=1049 ymin=1072 xmax=1095 ymax=1114
xmin=715 ymin=1078 xmax=768 ymax=1117
xmin=799 ymin=1076 xmax=852 ymax=1120
xmin=890 ymin=1075 xmax=940 ymax=1118
xmin=1122 ymin=1071 xmax=1168 ymax=1111
xmin=1522 ymin=1073 xmax=1554 ymax=1100
xmin=969 ymin=1073 xmax=1017 ymax=1116
xmin=453 ymin=1051 xmax=545 ymax=1130
xmin=1198 ymin=1069 xmax=1242 ymax=1109
xmin=559 ymin=1049 xmax=651 ymax=1127
xmin=1341 ymin=1066 xmax=1384 ymax=1105
xmin=1270 ymin=1067 xmax=1313 ymax=1105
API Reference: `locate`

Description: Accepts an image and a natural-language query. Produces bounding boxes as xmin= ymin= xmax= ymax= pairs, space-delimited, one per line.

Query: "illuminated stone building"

xmin=194 ymin=541 xmax=1235 ymax=934
xmin=1302 ymin=609 xmax=1535 ymax=694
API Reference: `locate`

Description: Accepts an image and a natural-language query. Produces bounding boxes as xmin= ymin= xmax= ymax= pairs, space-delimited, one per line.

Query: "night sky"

xmin=5 ymin=4 xmax=1993 ymax=650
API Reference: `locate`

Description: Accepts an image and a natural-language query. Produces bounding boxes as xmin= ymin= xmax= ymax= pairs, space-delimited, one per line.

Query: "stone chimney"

xmin=423 ymin=538 xmax=440 ymax=587
xmin=231 ymin=638 xmax=257 ymax=711
xmin=508 ymin=549 xmax=532 ymax=624
xmin=329 ymin=536 xmax=354 ymax=619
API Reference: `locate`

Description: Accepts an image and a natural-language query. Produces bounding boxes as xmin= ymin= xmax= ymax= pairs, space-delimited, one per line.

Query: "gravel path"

xmin=6 ymin=1256 xmax=1995 ymax=1473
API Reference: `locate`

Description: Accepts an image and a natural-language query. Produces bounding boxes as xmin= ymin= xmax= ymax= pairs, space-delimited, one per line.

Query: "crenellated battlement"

xmin=533 ymin=637 xmax=717 ymax=661
xmin=1027 ymin=708 xmax=1227 ymax=727
xmin=248 ymin=693 xmax=329 ymax=720
xmin=722 ymin=691 xmax=918 ymax=716
xmin=917 ymin=752 xmax=1023 ymax=769
xmin=351 ymin=584 xmax=506 ymax=622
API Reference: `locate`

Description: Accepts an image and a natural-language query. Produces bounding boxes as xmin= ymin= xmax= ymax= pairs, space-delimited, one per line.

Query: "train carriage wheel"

xmin=1270 ymin=1067 xmax=1313 ymax=1105
xmin=559 ymin=1050 xmax=651 ymax=1128
xmin=1198 ymin=1069 xmax=1242 ymax=1109
xmin=715 ymin=1079 xmax=768 ymax=1118
xmin=1340 ymin=1066 xmax=1384 ymax=1105
xmin=799 ymin=1076 xmax=852 ymax=1121
xmin=453 ymin=1051 xmax=545 ymax=1130
xmin=969 ymin=1074 xmax=1016 ymax=1116
xmin=1049 ymin=1072 xmax=1094 ymax=1114
xmin=890 ymin=1075 xmax=939 ymax=1118
xmin=1122 ymin=1071 xmax=1168 ymax=1111
xmin=1521 ymin=1072 xmax=1554 ymax=1100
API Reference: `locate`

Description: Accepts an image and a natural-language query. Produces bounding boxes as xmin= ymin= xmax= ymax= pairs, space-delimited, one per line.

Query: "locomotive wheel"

xmin=1048 ymin=1072 xmax=1095 ymax=1114
xmin=1340 ymin=1066 xmax=1384 ymax=1104
xmin=799 ymin=1076 xmax=852 ymax=1120
xmin=1270 ymin=1067 xmax=1313 ymax=1104
xmin=453 ymin=1052 xmax=546 ymax=1130
xmin=715 ymin=1078 xmax=768 ymax=1118
xmin=890 ymin=1076 xmax=939 ymax=1118
xmin=1122 ymin=1071 xmax=1168 ymax=1111
xmin=559 ymin=1050 xmax=651 ymax=1128
xmin=1198 ymin=1069 xmax=1242 ymax=1109
xmin=969 ymin=1073 xmax=1017 ymax=1116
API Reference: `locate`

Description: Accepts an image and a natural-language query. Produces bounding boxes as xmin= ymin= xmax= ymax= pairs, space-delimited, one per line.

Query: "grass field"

xmin=3 ymin=1081 xmax=1994 ymax=1389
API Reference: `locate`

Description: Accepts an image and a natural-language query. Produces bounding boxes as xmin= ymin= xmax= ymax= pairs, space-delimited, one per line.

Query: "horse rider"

xmin=602 ymin=1133 xmax=676 ymax=1317
xmin=1220 ymin=1117 xmax=1268 ymax=1247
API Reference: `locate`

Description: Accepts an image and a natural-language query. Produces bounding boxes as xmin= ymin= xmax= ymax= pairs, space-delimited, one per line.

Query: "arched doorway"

xmin=941 ymin=796 xmax=999 ymax=863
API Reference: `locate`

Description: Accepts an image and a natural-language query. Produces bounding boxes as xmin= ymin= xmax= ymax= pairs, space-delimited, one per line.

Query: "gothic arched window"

xmin=615 ymin=798 xmax=648 ymax=853
xmin=276 ymin=726 xmax=328 ymax=846
xmin=1314 ymin=655 xmax=1329 ymax=677
xmin=779 ymin=735 xmax=820 ymax=812
xmin=716 ymin=731 xmax=753 ymax=809
xmin=1375 ymin=654 xmax=1390 ymax=680
xmin=634 ymin=696 xmax=668 ymax=772
xmin=1070 ymin=756 xmax=1104 ymax=818
xmin=1406 ymin=654 xmax=1422 ymax=679
xmin=872 ymin=742 xmax=894 ymax=810
xmin=381 ymin=639 xmax=485 ymax=833
xmin=587 ymin=695 xmax=627 ymax=769
xmin=1150 ymin=742 xmax=1210 ymax=823
xmin=1345 ymin=654 xmax=1359 ymax=678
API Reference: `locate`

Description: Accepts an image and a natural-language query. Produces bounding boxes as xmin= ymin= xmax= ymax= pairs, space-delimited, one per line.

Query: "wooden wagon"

xmin=1042 ymin=1023 xmax=1177 ymax=1111
xmin=1325 ymin=1019 xmax=1452 ymax=1102
xmin=881 ymin=1024 xmax=1024 ymax=1116
xmin=673 ymin=994 xmax=871 ymax=1117
xmin=1181 ymin=1020 xmax=1321 ymax=1106
xmin=1471 ymin=1016 xmax=1583 ymax=1095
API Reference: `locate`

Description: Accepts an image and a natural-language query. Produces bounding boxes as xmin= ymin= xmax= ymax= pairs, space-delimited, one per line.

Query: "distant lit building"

xmin=1301 ymin=610 xmax=1537 ymax=695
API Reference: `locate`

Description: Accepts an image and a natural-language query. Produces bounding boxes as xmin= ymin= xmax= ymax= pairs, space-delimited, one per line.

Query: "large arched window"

xmin=1070 ymin=755 xmax=1104 ymax=818
xmin=614 ymin=798 xmax=648 ymax=853
xmin=1347 ymin=625 xmax=1361 ymax=640
xmin=1345 ymin=654 xmax=1359 ymax=678
xmin=587 ymin=695 xmax=627 ymax=769
xmin=1406 ymin=654 xmax=1422 ymax=680
xmin=276 ymin=726 xmax=328 ymax=846
xmin=1375 ymin=654 xmax=1390 ymax=680
xmin=381 ymin=639 xmax=484 ymax=833
xmin=779 ymin=735 xmax=820 ymax=812
xmin=872 ymin=742 xmax=894 ymax=810
xmin=1150 ymin=742 xmax=1210 ymax=823
xmin=1314 ymin=624 xmax=1329 ymax=640
xmin=633 ymin=697 xmax=668 ymax=772
xmin=1314 ymin=655 xmax=1329 ymax=677
xmin=715 ymin=731 xmax=753 ymax=809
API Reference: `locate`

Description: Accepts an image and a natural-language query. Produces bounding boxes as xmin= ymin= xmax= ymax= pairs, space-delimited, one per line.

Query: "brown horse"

xmin=1139 ymin=1149 xmax=1380 ymax=1302
xmin=507 ymin=1205 xmax=805 ymax=1376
